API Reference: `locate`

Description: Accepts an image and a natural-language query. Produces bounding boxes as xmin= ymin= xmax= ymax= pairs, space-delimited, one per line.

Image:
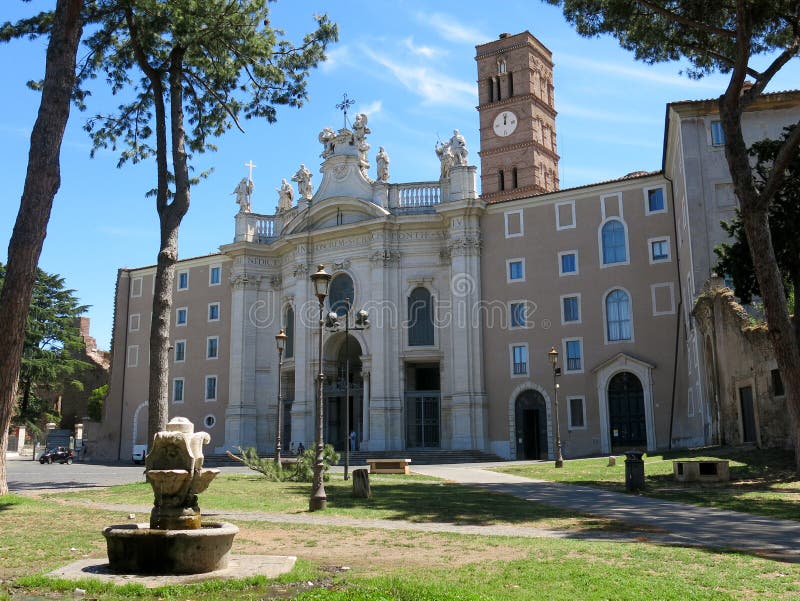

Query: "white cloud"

xmin=419 ymin=13 xmax=488 ymax=45
xmin=320 ymin=45 xmax=352 ymax=73
xmin=361 ymin=46 xmax=475 ymax=108
xmin=358 ymin=100 xmax=383 ymax=117
xmin=558 ymin=102 xmax=661 ymax=125
xmin=557 ymin=52 xmax=723 ymax=90
xmin=403 ymin=36 xmax=443 ymax=59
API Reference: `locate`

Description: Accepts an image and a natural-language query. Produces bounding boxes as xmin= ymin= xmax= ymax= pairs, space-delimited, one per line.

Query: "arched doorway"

xmin=608 ymin=372 xmax=646 ymax=448
xmin=324 ymin=333 xmax=363 ymax=451
xmin=515 ymin=390 xmax=548 ymax=459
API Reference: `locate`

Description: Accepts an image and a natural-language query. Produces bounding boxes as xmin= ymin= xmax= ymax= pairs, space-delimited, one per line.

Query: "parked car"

xmin=39 ymin=447 xmax=74 ymax=464
xmin=132 ymin=444 xmax=148 ymax=464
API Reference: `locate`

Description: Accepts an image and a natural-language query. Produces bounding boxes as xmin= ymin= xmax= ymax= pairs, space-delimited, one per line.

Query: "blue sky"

xmin=1 ymin=1 xmax=799 ymax=350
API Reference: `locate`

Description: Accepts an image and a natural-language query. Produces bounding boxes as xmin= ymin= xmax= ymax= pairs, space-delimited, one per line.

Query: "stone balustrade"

xmin=390 ymin=182 xmax=441 ymax=209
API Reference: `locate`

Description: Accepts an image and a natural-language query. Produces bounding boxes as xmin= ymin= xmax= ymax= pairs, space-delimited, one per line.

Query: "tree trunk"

xmin=791 ymin=269 xmax=800 ymax=349
xmin=0 ymin=0 xmax=83 ymax=496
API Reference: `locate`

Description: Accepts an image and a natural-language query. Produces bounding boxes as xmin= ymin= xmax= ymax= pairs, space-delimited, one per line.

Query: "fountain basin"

xmin=103 ymin=521 xmax=239 ymax=574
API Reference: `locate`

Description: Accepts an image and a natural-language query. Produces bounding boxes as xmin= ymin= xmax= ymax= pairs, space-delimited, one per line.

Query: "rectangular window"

xmin=126 ymin=345 xmax=139 ymax=368
xmin=177 ymin=270 xmax=189 ymax=290
xmin=772 ymin=369 xmax=785 ymax=397
xmin=176 ymin=307 xmax=188 ymax=326
xmin=507 ymin=259 xmax=525 ymax=282
xmin=558 ymin=251 xmax=578 ymax=276
xmin=504 ymin=210 xmax=523 ymax=238
xmin=129 ymin=314 xmax=140 ymax=332
xmin=205 ymin=375 xmax=217 ymax=401
xmin=711 ymin=120 xmax=725 ymax=146
xmin=208 ymin=302 xmax=220 ymax=321
xmin=510 ymin=302 xmax=528 ymax=328
xmin=562 ymin=295 xmax=580 ymax=324
xmin=209 ymin=265 xmax=221 ymax=286
xmin=568 ymin=396 xmax=586 ymax=429
xmin=174 ymin=340 xmax=186 ymax=363
xmin=649 ymin=237 xmax=671 ymax=263
xmin=555 ymin=200 xmax=576 ymax=230
xmin=646 ymin=187 xmax=666 ymax=214
xmin=131 ymin=277 xmax=143 ymax=298
xmin=564 ymin=339 xmax=582 ymax=372
xmin=172 ymin=378 xmax=184 ymax=403
xmin=511 ymin=345 xmax=528 ymax=376
xmin=651 ymin=282 xmax=676 ymax=316
xmin=207 ymin=336 xmax=219 ymax=359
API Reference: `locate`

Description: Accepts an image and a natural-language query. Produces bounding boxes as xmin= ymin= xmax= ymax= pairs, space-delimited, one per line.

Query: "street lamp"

xmin=325 ymin=298 xmax=369 ymax=481
xmin=548 ymin=346 xmax=564 ymax=468
xmin=274 ymin=328 xmax=287 ymax=465
xmin=309 ymin=265 xmax=332 ymax=511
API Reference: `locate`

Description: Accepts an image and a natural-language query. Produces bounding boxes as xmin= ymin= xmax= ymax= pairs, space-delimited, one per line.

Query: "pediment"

xmin=591 ymin=352 xmax=655 ymax=374
xmin=283 ymin=196 xmax=390 ymax=235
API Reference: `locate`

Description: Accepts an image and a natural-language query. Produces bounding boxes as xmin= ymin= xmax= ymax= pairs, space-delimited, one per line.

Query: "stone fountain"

xmin=102 ymin=417 xmax=238 ymax=574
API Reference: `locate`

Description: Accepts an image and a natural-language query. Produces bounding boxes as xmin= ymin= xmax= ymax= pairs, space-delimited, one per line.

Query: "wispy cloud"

xmin=418 ymin=13 xmax=488 ymax=45
xmin=558 ymin=102 xmax=661 ymax=125
xmin=557 ymin=52 xmax=723 ymax=90
xmin=361 ymin=46 xmax=475 ymax=108
xmin=358 ymin=100 xmax=383 ymax=117
xmin=320 ymin=45 xmax=352 ymax=73
xmin=403 ymin=36 xmax=444 ymax=59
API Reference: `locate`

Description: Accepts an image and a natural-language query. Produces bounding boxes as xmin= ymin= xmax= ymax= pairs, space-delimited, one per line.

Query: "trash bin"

xmin=624 ymin=450 xmax=645 ymax=492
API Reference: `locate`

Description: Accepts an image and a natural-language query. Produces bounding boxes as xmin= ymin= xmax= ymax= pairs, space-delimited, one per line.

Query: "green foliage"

xmin=715 ymin=126 xmax=800 ymax=306
xmin=0 ymin=263 xmax=90 ymax=426
xmin=234 ymin=444 xmax=341 ymax=483
xmin=87 ymin=383 xmax=107 ymax=422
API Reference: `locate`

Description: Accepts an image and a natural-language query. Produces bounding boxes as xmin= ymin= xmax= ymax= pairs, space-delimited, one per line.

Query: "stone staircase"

xmin=206 ymin=449 xmax=505 ymax=468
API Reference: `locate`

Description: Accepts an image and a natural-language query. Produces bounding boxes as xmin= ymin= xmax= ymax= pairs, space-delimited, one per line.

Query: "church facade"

xmin=98 ymin=31 xmax=800 ymax=461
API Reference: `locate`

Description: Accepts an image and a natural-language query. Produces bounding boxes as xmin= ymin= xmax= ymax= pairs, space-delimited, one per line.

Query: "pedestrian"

xmin=297 ymin=442 xmax=305 ymax=455
xmin=349 ymin=430 xmax=357 ymax=451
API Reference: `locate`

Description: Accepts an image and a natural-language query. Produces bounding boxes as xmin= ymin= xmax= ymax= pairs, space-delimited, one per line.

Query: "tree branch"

xmin=183 ymin=69 xmax=244 ymax=132
xmin=759 ymin=120 xmax=800 ymax=204
xmin=634 ymin=0 xmax=735 ymax=39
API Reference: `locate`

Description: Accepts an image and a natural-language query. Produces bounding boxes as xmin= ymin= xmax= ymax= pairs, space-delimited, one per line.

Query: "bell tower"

xmin=476 ymin=32 xmax=559 ymax=202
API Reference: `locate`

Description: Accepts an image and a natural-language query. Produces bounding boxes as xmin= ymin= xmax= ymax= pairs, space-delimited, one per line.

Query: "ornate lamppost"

xmin=274 ymin=329 xmax=287 ymax=465
xmin=309 ymin=265 xmax=332 ymax=511
xmin=548 ymin=346 xmax=564 ymax=468
xmin=325 ymin=298 xmax=370 ymax=480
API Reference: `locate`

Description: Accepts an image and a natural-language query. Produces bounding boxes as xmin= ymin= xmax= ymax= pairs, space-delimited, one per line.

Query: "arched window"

xmin=408 ymin=287 xmax=434 ymax=346
xmin=284 ymin=306 xmax=294 ymax=359
xmin=601 ymin=220 xmax=627 ymax=264
xmin=328 ymin=273 xmax=354 ymax=316
xmin=606 ymin=289 xmax=632 ymax=341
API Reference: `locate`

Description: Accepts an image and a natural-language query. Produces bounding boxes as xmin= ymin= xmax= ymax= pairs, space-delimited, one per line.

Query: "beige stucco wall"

xmin=481 ymin=173 xmax=690 ymax=458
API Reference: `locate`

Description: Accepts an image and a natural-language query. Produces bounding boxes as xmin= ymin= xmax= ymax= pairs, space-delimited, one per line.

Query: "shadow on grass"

xmin=278 ymin=479 xmax=613 ymax=529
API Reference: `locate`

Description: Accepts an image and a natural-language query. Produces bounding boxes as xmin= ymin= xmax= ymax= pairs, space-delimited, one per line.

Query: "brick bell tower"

xmin=476 ymin=32 xmax=559 ymax=202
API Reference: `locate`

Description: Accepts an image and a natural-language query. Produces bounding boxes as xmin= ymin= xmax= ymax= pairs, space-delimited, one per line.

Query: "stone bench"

xmin=673 ymin=460 xmax=730 ymax=482
xmin=366 ymin=458 xmax=412 ymax=474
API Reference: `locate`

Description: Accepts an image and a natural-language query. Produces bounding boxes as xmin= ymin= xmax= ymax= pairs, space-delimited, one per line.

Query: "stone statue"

xmin=376 ymin=146 xmax=390 ymax=183
xmin=292 ymin=164 xmax=313 ymax=200
xmin=435 ymin=140 xmax=456 ymax=179
xmin=233 ymin=177 xmax=253 ymax=213
xmin=449 ymin=129 xmax=468 ymax=166
xmin=353 ymin=113 xmax=371 ymax=142
xmin=318 ymin=127 xmax=336 ymax=158
xmin=276 ymin=178 xmax=294 ymax=212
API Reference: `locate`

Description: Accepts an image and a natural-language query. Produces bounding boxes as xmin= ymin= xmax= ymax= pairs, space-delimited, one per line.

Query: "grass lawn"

xmin=50 ymin=473 xmax=624 ymax=532
xmin=495 ymin=447 xmax=800 ymax=520
xmin=2 ymin=490 xmax=800 ymax=600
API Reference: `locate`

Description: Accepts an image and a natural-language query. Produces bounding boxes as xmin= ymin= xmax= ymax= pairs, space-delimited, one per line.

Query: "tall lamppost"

xmin=548 ymin=346 xmax=564 ymax=468
xmin=326 ymin=298 xmax=370 ymax=481
xmin=310 ymin=265 xmax=332 ymax=511
xmin=274 ymin=328 xmax=287 ymax=465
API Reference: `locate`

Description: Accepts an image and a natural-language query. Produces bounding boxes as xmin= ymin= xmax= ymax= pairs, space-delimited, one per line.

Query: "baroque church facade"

xmin=98 ymin=31 xmax=800 ymax=461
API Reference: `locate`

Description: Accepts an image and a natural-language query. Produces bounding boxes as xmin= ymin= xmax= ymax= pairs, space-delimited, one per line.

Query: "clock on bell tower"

xmin=475 ymin=31 xmax=560 ymax=202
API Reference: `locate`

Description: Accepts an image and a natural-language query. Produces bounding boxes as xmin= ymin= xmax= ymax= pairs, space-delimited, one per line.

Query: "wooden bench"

xmin=673 ymin=460 xmax=730 ymax=482
xmin=366 ymin=458 xmax=412 ymax=474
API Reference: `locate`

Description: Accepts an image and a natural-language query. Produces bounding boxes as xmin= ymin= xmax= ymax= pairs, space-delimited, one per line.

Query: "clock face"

xmin=493 ymin=111 xmax=518 ymax=137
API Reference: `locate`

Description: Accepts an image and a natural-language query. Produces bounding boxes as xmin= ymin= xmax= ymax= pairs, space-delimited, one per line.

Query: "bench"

xmin=366 ymin=458 xmax=412 ymax=474
xmin=673 ymin=460 xmax=730 ymax=482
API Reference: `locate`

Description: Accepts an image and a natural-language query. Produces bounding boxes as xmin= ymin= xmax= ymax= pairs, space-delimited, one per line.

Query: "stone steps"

xmin=205 ymin=449 xmax=505 ymax=467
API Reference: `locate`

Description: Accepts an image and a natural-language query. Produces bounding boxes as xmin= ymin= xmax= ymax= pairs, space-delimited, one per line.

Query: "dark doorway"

xmin=608 ymin=372 xmax=646 ymax=447
xmin=515 ymin=390 xmax=548 ymax=459
xmin=405 ymin=363 xmax=441 ymax=448
xmin=739 ymin=386 xmax=757 ymax=443
xmin=324 ymin=335 xmax=362 ymax=451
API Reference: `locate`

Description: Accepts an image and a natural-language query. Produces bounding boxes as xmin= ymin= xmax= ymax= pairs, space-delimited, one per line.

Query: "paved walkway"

xmin=413 ymin=463 xmax=800 ymax=562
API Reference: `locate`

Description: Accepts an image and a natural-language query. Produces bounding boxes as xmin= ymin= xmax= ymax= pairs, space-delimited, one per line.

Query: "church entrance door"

xmin=515 ymin=390 xmax=547 ymax=459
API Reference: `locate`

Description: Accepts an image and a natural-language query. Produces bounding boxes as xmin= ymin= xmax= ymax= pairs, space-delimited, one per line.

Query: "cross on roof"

xmin=244 ymin=160 xmax=257 ymax=181
xmin=335 ymin=93 xmax=355 ymax=129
